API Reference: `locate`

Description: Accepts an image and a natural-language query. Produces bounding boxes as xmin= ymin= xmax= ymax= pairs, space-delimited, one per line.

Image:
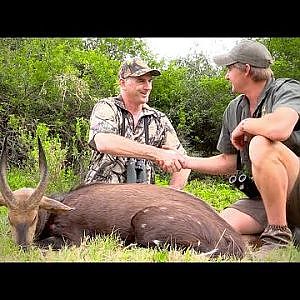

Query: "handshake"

xmin=155 ymin=146 xmax=188 ymax=173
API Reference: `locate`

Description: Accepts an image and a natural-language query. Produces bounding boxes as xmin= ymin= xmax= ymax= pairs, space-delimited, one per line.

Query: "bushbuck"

xmin=0 ymin=137 xmax=246 ymax=258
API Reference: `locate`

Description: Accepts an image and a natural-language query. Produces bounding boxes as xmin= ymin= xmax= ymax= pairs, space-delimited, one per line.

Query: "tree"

xmin=259 ymin=37 xmax=300 ymax=80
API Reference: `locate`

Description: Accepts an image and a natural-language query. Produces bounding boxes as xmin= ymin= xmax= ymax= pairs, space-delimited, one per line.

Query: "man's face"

xmin=225 ymin=63 xmax=245 ymax=94
xmin=122 ymin=73 xmax=153 ymax=104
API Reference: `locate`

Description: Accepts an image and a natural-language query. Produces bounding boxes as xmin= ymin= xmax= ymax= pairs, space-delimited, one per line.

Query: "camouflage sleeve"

xmin=160 ymin=115 xmax=187 ymax=155
xmin=88 ymin=100 xmax=119 ymax=146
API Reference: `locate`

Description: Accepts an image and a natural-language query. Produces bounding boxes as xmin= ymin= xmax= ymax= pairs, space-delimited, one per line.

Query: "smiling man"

xmin=85 ymin=57 xmax=190 ymax=189
xmin=178 ymin=40 xmax=300 ymax=258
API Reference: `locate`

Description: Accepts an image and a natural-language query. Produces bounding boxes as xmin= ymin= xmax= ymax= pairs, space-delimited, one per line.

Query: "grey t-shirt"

xmin=217 ymin=77 xmax=300 ymax=173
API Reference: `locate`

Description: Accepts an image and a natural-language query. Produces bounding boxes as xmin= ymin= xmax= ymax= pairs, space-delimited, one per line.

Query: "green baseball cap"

xmin=213 ymin=40 xmax=273 ymax=68
xmin=119 ymin=57 xmax=161 ymax=79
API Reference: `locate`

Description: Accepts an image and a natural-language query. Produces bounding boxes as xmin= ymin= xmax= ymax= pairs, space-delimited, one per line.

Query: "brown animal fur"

xmin=0 ymin=137 xmax=246 ymax=259
xmin=34 ymin=183 xmax=246 ymax=258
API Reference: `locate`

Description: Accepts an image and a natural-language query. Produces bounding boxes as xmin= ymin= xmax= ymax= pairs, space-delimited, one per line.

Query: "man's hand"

xmin=231 ymin=118 xmax=252 ymax=150
xmin=155 ymin=146 xmax=186 ymax=173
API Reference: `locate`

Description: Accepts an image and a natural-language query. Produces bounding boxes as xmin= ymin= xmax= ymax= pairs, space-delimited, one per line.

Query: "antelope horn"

xmin=0 ymin=136 xmax=17 ymax=208
xmin=27 ymin=137 xmax=49 ymax=208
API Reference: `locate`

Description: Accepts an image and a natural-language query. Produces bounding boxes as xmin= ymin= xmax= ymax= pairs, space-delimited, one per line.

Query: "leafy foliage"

xmin=0 ymin=37 xmax=299 ymax=178
xmin=262 ymin=37 xmax=300 ymax=80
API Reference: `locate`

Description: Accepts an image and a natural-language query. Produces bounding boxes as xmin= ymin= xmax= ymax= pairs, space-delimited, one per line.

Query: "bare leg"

xmin=249 ymin=136 xmax=299 ymax=226
xmin=220 ymin=207 xmax=264 ymax=234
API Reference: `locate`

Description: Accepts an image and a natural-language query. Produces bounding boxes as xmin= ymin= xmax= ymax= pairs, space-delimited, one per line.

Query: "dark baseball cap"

xmin=119 ymin=58 xmax=161 ymax=79
xmin=213 ymin=40 xmax=273 ymax=68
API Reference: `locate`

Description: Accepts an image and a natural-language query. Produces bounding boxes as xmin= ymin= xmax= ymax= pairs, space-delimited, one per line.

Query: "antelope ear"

xmin=40 ymin=196 xmax=75 ymax=213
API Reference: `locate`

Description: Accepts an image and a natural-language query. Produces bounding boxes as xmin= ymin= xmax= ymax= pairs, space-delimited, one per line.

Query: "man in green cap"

xmin=85 ymin=57 xmax=190 ymax=189
xmin=176 ymin=39 xmax=300 ymax=258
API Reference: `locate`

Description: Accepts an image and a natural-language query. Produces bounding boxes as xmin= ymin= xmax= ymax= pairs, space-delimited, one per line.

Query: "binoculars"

xmin=126 ymin=158 xmax=147 ymax=183
xmin=229 ymin=172 xmax=260 ymax=198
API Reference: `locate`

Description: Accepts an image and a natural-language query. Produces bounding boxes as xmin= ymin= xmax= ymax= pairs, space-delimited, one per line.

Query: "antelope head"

xmin=0 ymin=136 xmax=74 ymax=249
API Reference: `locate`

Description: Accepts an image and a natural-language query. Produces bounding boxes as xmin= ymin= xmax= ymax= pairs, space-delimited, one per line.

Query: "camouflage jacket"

xmin=84 ymin=96 xmax=187 ymax=184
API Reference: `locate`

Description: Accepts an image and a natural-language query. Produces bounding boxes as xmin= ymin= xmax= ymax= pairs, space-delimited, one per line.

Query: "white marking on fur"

xmin=159 ymin=207 xmax=168 ymax=210
xmin=141 ymin=223 xmax=147 ymax=228
xmin=167 ymin=216 xmax=174 ymax=219
xmin=199 ymin=248 xmax=218 ymax=257
xmin=152 ymin=240 xmax=160 ymax=245
xmin=124 ymin=243 xmax=137 ymax=249
xmin=143 ymin=208 xmax=149 ymax=213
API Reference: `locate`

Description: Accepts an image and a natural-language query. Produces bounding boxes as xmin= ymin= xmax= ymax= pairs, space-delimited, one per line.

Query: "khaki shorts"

xmin=229 ymin=165 xmax=300 ymax=228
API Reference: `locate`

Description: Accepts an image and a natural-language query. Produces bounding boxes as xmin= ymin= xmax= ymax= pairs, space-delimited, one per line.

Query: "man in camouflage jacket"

xmin=85 ymin=57 xmax=190 ymax=189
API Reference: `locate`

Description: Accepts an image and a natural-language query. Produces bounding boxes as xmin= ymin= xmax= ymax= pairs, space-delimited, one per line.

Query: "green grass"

xmin=183 ymin=177 xmax=244 ymax=212
xmin=1 ymin=171 xmax=300 ymax=262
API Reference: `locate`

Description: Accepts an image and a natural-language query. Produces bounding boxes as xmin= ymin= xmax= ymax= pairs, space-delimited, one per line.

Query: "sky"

xmin=143 ymin=38 xmax=244 ymax=63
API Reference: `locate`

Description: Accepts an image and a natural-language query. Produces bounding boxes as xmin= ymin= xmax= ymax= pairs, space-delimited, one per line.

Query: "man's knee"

xmin=248 ymin=135 xmax=273 ymax=165
xmin=220 ymin=207 xmax=263 ymax=234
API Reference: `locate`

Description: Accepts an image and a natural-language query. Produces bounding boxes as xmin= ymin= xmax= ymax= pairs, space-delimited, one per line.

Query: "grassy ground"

xmin=1 ymin=176 xmax=299 ymax=262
